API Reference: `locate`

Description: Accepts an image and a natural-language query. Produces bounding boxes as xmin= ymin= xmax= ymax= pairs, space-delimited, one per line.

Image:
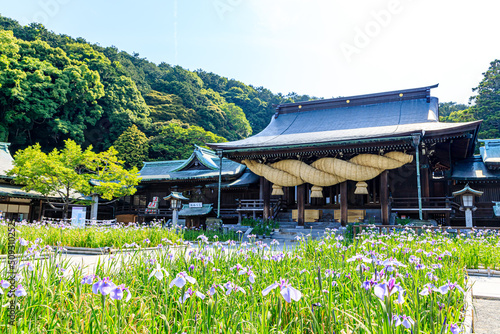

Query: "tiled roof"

xmin=178 ymin=204 xmax=213 ymax=216
xmin=208 ymin=86 xmax=481 ymax=151
xmin=140 ymin=146 xmax=246 ymax=182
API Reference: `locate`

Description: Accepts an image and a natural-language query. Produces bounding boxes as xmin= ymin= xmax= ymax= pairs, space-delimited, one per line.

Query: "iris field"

xmin=0 ymin=225 xmax=498 ymax=333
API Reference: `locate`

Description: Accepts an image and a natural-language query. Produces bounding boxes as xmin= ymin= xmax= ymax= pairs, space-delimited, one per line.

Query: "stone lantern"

xmin=164 ymin=192 xmax=189 ymax=226
xmin=452 ymin=184 xmax=483 ymax=228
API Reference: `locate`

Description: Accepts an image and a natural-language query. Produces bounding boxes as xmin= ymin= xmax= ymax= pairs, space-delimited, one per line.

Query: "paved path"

xmin=470 ymin=276 xmax=500 ymax=333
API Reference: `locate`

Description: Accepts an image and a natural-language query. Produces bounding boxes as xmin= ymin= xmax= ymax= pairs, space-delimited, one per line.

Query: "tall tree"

xmin=469 ymin=60 xmax=500 ymax=139
xmin=9 ymin=140 xmax=140 ymax=219
xmin=113 ymin=125 xmax=149 ymax=169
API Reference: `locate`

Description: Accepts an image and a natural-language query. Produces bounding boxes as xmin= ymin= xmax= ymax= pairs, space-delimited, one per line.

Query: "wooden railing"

xmin=390 ymin=197 xmax=459 ymax=212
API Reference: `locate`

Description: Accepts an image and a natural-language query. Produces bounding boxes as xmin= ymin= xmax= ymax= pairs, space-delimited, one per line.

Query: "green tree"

xmin=0 ymin=30 xmax=105 ymax=150
xmin=469 ymin=60 xmax=500 ymax=139
xmin=149 ymin=120 xmax=226 ymax=160
xmin=439 ymin=102 xmax=469 ymax=119
xmin=9 ymin=139 xmax=141 ymax=219
xmin=113 ymin=125 xmax=149 ymax=169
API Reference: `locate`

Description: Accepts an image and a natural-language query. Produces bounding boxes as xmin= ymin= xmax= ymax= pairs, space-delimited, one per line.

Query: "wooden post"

xmin=422 ymin=162 xmax=430 ymax=220
xmin=262 ymin=177 xmax=270 ymax=220
xmin=297 ymin=184 xmax=306 ymax=227
xmin=380 ymin=171 xmax=389 ymax=225
xmin=340 ymin=181 xmax=348 ymax=226
xmin=38 ymin=199 xmax=43 ymax=221
xmin=287 ymin=186 xmax=295 ymax=206
xmin=259 ymin=177 xmax=264 ymax=200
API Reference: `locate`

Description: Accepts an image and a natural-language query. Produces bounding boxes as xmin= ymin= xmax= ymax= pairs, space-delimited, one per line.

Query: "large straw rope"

xmin=242 ymin=151 xmax=413 ymax=197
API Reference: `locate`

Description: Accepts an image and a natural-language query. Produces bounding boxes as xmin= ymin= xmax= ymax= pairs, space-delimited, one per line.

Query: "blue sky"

xmin=2 ymin=0 xmax=500 ymax=104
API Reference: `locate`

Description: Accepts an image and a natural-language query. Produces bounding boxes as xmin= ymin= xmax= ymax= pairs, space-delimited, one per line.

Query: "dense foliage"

xmin=0 ymin=226 xmax=486 ymax=333
xmin=8 ymin=139 xmax=141 ymax=219
xmin=440 ymin=60 xmax=500 ymax=140
xmin=0 ymin=15 xmax=316 ymax=161
xmin=113 ymin=125 xmax=149 ymax=169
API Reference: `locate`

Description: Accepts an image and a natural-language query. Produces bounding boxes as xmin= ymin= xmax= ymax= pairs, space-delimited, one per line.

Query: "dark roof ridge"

xmin=274 ymin=84 xmax=439 ymax=115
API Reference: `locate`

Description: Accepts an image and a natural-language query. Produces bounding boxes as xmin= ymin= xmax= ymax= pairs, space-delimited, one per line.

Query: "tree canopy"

xmin=8 ymin=139 xmax=141 ymax=219
xmin=441 ymin=60 xmax=500 ymax=139
xmin=149 ymin=120 xmax=226 ymax=160
xmin=113 ymin=125 xmax=149 ymax=169
xmin=0 ymin=14 xmax=318 ymax=161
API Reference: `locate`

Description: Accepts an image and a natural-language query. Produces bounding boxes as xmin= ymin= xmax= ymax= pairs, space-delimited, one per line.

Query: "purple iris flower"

xmin=347 ymin=254 xmax=371 ymax=263
xmin=197 ymin=235 xmax=209 ymax=243
xmin=362 ymin=279 xmax=377 ymax=291
xmin=373 ymin=277 xmax=405 ymax=304
xmin=110 ymin=284 xmax=131 ymax=302
xmin=180 ymin=287 xmax=206 ymax=303
xmin=92 ymin=277 xmax=116 ymax=296
xmin=169 ymin=271 xmax=196 ymax=289
xmin=19 ymin=262 xmax=34 ymax=271
xmin=18 ymin=238 xmax=29 ymax=246
xmin=437 ymin=282 xmax=464 ymax=295
xmin=262 ymin=279 xmax=302 ymax=303
xmin=15 ymin=284 xmax=27 ymax=297
xmin=238 ymin=266 xmax=256 ymax=284
xmin=419 ymin=283 xmax=439 ymax=296
xmin=223 ymin=281 xmax=246 ymax=295
xmin=81 ymin=274 xmax=96 ymax=285
xmin=449 ymin=323 xmax=462 ymax=334
xmin=0 ymin=280 xmax=10 ymax=289
xmin=392 ymin=314 xmax=414 ymax=329
xmin=0 ymin=280 xmax=10 ymax=294
xmin=207 ymin=285 xmax=217 ymax=296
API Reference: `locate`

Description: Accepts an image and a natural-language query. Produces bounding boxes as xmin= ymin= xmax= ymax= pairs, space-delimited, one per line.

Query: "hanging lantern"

xmin=354 ymin=181 xmax=369 ymax=195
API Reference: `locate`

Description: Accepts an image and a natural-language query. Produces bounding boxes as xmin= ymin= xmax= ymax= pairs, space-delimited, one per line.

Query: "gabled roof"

xmin=140 ymin=146 xmax=246 ymax=182
xmin=208 ymin=85 xmax=481 ymax=154
xmin=164 ymin=191 xmax=189 ymax=201
xmin=452 ymin=184 xmax=483 ymax=197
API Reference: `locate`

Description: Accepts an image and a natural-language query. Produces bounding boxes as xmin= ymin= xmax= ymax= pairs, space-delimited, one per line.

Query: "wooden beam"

xmin=262 ymin=178 xmax=270 ymax=220
xmin=297 ymin=184 xmax=306 ymax=227
xmin=340 ymin=181 xmax=348 ymax=226
xmin=380 ymin=171 xmax=389 ymax=225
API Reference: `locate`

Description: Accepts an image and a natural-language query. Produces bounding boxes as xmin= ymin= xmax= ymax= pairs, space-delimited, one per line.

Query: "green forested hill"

xmin=2 ymin=15 xmax=498 ymax=167
xmin=0 ymin=15 xmax=315 ymax=164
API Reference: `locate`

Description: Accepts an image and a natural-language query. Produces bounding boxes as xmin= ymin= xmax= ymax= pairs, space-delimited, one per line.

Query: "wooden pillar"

xmin=340 ymin=181 xmax=348 ymax=226
xmin=287 ymin=186 xmax=295 ymax=206
xmin=422 ymin=159 xmax=430 ymax=220
xmin=297 ymin=184 xmax=306 ymax=227
xmin=38 ymin=199 xmax=43 ymax=221
xmin=380 ymin=171 xmax=389 ymax=225
xmin=262 ymin=177 xmax=271 ymax=220
xmin=259 ymin=177 xmax=264 ymax=200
